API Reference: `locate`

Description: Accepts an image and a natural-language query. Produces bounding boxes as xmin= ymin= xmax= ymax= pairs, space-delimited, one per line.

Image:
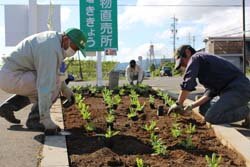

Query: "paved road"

xmin=0 ymin=90 xmax=43 ymax=167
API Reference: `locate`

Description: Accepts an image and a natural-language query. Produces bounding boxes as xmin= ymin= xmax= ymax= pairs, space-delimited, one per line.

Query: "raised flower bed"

xmin=63 ymin=85 xmax=245 ymax=167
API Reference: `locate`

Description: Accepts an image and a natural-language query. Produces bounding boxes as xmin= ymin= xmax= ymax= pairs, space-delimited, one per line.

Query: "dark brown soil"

xmin=63 ymin=94 xmax=246 ymax=167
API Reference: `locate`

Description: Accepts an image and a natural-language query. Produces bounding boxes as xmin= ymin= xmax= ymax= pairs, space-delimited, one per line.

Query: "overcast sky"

xmin=0 ymin=0 xmax=249 ymax=62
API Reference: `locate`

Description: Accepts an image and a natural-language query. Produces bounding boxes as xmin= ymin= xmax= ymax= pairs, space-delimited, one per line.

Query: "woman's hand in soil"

xmin=167 ymin=103 xmax=184 ymax=115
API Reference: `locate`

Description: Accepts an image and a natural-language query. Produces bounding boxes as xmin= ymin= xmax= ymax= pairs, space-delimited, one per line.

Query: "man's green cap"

xmin=65 ymin=28 xmax=87 ymax=57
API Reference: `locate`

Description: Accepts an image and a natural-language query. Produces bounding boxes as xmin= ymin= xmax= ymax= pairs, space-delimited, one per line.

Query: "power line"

xmin=215 ymin=30 xmax=250 ymax=37
xmin=0 ymin=3 xmax=244 ymax=7
xmin=118 ymin=4 xmax=242 ymax=7
xmin=204 ymin=23 xmax=250 ymax=36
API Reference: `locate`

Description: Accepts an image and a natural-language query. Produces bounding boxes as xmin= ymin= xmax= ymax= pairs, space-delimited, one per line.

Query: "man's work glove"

xmin=40 ymin=114 xmax=61 ymax=135
xmin=167 ymin=103 xmax=184 ymax=115
xmin=61 ymin=82 xmax=75 ymax=108
xmin=62 ymin=95 xmax=75 ymax=108
xmin=184 ymin=103 xmax=194 ymax=112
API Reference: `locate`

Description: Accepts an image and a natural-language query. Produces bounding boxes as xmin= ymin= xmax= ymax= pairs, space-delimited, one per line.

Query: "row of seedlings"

xmin=75 ymin=93 xmax=95 ymax=132
xmin=127 ymin=89 xmax=145 ymax=121
xmin=102 ymin=88 xmax=120 ymax=146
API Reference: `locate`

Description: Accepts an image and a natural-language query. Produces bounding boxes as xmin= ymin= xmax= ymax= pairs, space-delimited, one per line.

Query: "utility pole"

xmin=47 ymin=0 xmax=54 ymax=30
xmin=171 ymin=16 xmax=178 ymax=58
xmin=192 ymin=36 xmax=195 ymax=49
xmin=187 ymin=32 xmax=191 ymax=45
xmin=78 ymin=52 xmax=83 ymax=80
xmin=242 ymin=0 xmax=246 ymax=74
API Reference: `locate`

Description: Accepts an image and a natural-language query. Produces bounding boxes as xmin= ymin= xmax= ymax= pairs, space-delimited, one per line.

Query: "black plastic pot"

xmin=150 ymin=103 xmax=155 ymax=109
xmin=107 ymin=122 xmax=114 ymax=130
xmin=131 ymin=104 xmax=137 ymax=108
xmin=162 ymin=99 xmax=165 ymax=104
xmin=131 ymin=115 xmax=139 ymax=121
xmin=137 ymin=108 xmax=144 ymax=114
xmin=112 ymin=104 xmax=118 ymax=110
xmin=157 ymin=105 xmax=164 ymax=116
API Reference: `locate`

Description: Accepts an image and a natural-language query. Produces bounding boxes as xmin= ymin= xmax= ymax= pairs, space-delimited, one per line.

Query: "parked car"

xmin=160 ymin=66 xmax=172 ymax=77
xmin=144 ymin=71 xmax=151 ymax=77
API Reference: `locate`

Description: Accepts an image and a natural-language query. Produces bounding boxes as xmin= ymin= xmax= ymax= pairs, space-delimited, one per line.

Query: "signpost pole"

xmin=96 ymin=51 xmax=103 ymax=86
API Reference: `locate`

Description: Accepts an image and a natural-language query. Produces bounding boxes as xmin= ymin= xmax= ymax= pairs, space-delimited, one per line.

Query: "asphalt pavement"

xmin=0 ymin=90 xmax=43 ymax=167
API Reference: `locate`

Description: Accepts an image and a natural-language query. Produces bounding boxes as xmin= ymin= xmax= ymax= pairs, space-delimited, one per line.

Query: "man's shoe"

xmin=26 ymin=119 xmax=45 ymax=131
xmin=0 ymin=109 xmax=20 ymax=124
xmin=44 ymin=127 xmax=61 ymax=135
xmin=0 ymin=95 xmax=30 ymax=124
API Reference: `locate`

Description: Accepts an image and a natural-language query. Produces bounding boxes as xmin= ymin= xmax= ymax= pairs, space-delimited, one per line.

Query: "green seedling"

xmin=162 ymin=94 xmax=169 ymax=105
xmin=119 ymin=88 xmax=125 ymax=96
xmin=85 ymin=122 xmax=95 ymax=132
xmin=136 ymin=101 xmax=145 ymax=112
xmin=166 ymin=96 xmax=175 ymax=106
xmin=105 ymin=126 xmax=120 ymax=138
xmin=113 ymin=95 xmax=121 ymax=105
xmin=89 ymin=86 xmax=97 ymax=94
xmin=73 ymin=86 xmax=82 ymax=93
xmin=181 ymin=135 xmax=194 ymax=149
xmin=105 ymin=95 xmax=120 ymax=109
xmin=149 ymin=95 xmax=155 ymax=104
xmin=77 ymin=101 xmax=84 ymax=110
xmin=80 ymin=103 xmax=91 ymax=120
xmin=172 ymin=113 xmax=180 ymax=122
xmin=108 ymin=109 xmax=115 ymax=115
xmin=81 ymin=110 xmax=91 ymax=120
xmin=157 ymin=90 xmax=164 ymax=98
xmin=102 ymin=88 xmax=113 ymax=102
xmin=130 ymin=95 xmax=139 ymax=107
xmin=135 ymin=158 xmax=145 ymax=167
xmin=185 ymin=123 xmax=196 ymax=134
xmin=129 ymin=89 xmax=139 ymax=100
xmin=127 ymin=107 xmax=138 ymax=119
xmin=143 ymin=120 xmax=157 ymax=132
xmin=150 ymin=133 xmax=167 ymax=155
xmin=106 ymin=97 xmax=113 ymax=108
xmin=205 ymin=153 xmax=222 ymax=167
xmin=106 ymin=113 xmax=115 ymax=123
xmin=75 ymin=93 xmax=83 ymax=104
xmin=137 ymin=83 xmax=147 ymax=88
xmin=103 ymin=94 xmax=111 ymax=104
xmin=150 ymin=132 xmax=158 ymax=143
xmin=153 ymin=141 xmax=168 ymax=156
xmin=171 ymin=123 xmax=182 ymax=138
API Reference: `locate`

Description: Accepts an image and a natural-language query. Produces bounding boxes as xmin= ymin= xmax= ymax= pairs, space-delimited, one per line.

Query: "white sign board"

xmin=5 ymin=4 xmax=61 ymax=46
